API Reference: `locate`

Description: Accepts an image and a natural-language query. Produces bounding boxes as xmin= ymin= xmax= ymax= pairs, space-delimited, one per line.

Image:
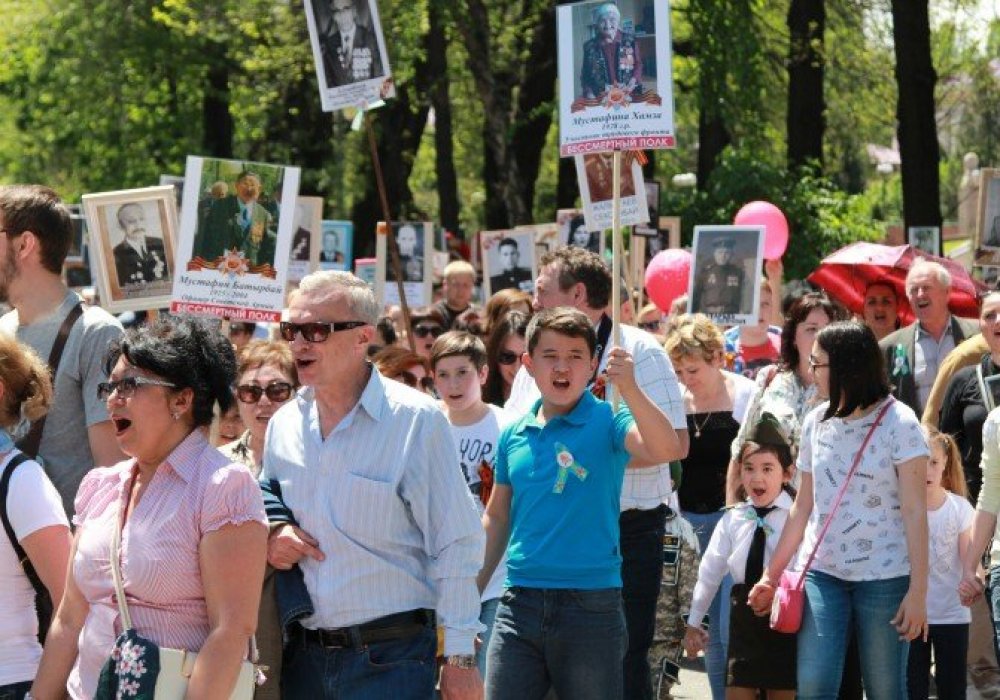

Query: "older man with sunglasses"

xmin=261 ymin=270 xmax=485 ymax=700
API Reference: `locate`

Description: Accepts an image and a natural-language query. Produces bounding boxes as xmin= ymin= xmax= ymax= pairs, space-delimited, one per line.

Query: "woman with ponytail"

xmin=0 ymin=334 xmax=68 ymax=700
xmin=32 ymin=316 xmax=268 ymax=700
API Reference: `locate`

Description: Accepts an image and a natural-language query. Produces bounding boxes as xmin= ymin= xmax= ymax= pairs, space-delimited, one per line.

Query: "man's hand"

xmin=267 ymin=524 xmax=324 ymax=570
xmin=605 ymin=347 xmax=638 ymax=395
xmin=440 ymin=666 xmax=484 ymax=700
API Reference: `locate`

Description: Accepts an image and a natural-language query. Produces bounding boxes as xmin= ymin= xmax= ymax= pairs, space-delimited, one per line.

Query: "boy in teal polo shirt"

xmin=478 ymin=307 xmax=676 ymax=700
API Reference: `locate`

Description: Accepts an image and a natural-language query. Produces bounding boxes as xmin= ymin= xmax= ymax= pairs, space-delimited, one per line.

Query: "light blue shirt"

xmin=262 ymin=368 xmax=485 ymax=655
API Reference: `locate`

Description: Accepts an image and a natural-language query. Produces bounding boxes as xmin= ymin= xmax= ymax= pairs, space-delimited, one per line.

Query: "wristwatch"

xmin=445 ymin=654 xmax=477 ymax=669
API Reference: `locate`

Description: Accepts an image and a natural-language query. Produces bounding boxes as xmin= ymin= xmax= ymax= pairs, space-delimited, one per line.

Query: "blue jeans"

xmin=0 ymin=682 xmax=30 ymax=700
xmin=987 ymin=565 xmax=1000 ymax=665
xmin=478 ymin=597 xmax=500 ymax=680
xmin=798 ymin=570 xmax=910 ymax=700
xmin=282 ymin=626 xmax=436 ymax=699
xmin=683 ymin=509 xmax=730 ymax=700
xmin=485 ymin=586 xmax=626 ymax=700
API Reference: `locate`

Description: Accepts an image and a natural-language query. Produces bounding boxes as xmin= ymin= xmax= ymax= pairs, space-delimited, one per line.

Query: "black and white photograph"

xmin=159 ymin=174 xmax=185 ymax=210
xmin=81 ymin=185 xmax=178 ymax=313
xmin=687 ymin=225 xmax=765 ymax=326
xmin=67 ymin=212 xmax=87 ymax=263
xmin=634 ymin=181 xmax=661 ymax=238
xmin=908 ymin=225 xmax=940 ymax=256
xmin=319 ymin=220 xmax=353 ymax=271
xmin=516 ymin=222 xmax=561 ymax=260
xmin=643 ymin=215 xmax=681 ymax=268
xmin=558 ymin=208 xmax=601 ymax=253
xmin=481 ymin=229 xmax=538 ymax=298
xmin=304 ymin=0 xmax=395 ymax=113
xmin=288 ymin=196 xmax=324 ymax=283
xmin=979 ymin=168 xmax=1000 ymax=250
xmin=375 ymin=221 xmax=433 ymax=306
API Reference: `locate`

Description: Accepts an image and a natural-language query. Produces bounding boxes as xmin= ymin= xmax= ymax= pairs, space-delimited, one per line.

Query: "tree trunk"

xmin=890 ymin=0 xmax=941 ymax=233
xmin=427 ymin=2 xmax=460 ymax=235
xmin=787 ymin=0 xmax=825 ymax=170
xmin=556 ymin=155 xmax=579 ymax=210
xmin=202 ymin=43 xmax=233 ymax=158
xmin=697 ymin=111 xmax=730 ymax=189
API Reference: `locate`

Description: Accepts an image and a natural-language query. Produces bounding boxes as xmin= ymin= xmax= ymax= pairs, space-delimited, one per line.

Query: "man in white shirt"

xmin=506 ymin=247 xmax=688 ymax=700
xmin=263 ymin=270 xmax=484 ymax=700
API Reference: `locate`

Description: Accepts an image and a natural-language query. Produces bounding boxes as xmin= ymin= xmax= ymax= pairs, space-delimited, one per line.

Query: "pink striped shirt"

xmin=67 ymin=430 xmax=267 ymax=699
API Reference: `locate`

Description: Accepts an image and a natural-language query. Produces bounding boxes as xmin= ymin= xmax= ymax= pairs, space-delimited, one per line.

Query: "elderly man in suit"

xmin=196 ymin=171 xmax=276 ymax=267
xmin=113 ymin=203 xmax=168 ymax=287
xmin=879 ymin=258 xmax=979 ymax=415
xmin=321 ymin=0 xmax=384 ymax=87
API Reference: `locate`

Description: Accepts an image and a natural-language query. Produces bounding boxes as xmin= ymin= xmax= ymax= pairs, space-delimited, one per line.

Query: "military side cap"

xmin=713 ymin=236 xmax=735 ymax=249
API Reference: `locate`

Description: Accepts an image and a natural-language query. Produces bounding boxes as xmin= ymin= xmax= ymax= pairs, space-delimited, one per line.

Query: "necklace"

xmin=692 ymin=412 xmax=713 ymax=439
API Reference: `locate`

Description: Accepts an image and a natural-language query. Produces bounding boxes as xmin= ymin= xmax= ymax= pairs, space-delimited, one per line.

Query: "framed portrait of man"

xmin=81 ymin=185 xmax=178 ymax=313
xmin=304 ymin=0 xmax=395 ymax=112
xmin=480 ymin=229 xmax=538 ymax=298
xmin=319 ymin=219 xmax=353 ymax=272
xmin=375 ymin=221 xmax=434 ymax=307
xmin=288 ymin=196 xmax=324 ymax=284
xmin=907 ymin=225 xmax=940 ymax=257
xmin=978 ymin=169 xmax=1000 ymax=251
xmin=687 ymin=225 xmax=764 ymax=326
xmin=574 ymin=152 xmax=648 ymax=231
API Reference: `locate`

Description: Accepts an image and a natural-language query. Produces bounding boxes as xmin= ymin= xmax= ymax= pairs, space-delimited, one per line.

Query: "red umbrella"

xmin=807 ymin=242 xmax=983 ymax=325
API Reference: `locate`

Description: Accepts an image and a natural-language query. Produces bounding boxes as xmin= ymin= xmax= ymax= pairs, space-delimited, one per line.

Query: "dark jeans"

xmin=620 ymin=505 xmax=667 ymax=700
xmin=485 ymin=586 xmax=626 ymax=700
xmin=906 ymin=623 xmax=969 ymax=700
xmin=282 ymin=626 xmax=436 ymax=699
xmin=0 ymin=682 xmax=31 ymax=700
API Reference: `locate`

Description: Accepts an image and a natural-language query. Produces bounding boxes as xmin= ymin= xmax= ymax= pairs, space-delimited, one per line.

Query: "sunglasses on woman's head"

xmin=413 ymin=324 xmax=444 ymax=339
xmin=236 ymin=382 xmax=294 ymax=404
xmin=398 ymin=371 xmax=436 ymax=392
xmin=278 ymin=320 xmax=367 ymax=343
xmin=497 ymin=351 xmax=520 ymax=366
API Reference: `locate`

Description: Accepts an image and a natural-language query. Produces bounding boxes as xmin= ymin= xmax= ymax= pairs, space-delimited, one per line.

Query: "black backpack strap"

xmin=0 ymin=452 xmax=47 ymax=595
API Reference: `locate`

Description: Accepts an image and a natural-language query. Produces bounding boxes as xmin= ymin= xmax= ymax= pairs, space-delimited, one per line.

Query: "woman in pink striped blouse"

xmin=31 ymin=317 xmax=268 ymax=700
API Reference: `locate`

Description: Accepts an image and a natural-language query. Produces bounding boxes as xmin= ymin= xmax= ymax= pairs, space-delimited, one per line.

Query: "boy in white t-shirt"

xmin=431 ymin=331 xmax=517 ymax=678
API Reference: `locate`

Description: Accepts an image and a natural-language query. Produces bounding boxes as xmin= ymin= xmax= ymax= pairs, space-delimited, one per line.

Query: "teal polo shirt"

xmin=495 ymin=391 xmax=634 ymax=589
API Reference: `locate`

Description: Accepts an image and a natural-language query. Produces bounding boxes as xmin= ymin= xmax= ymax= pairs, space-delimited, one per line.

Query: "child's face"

xmin=741 ymin=450 xmax=786 ymax=507
xmin=434 ymin=355 xmax=487 ymax=414
xmin=524 ymin=330 xmax=597 ymax=410
xmin=927 ymin=442 xmax=947 ymax=489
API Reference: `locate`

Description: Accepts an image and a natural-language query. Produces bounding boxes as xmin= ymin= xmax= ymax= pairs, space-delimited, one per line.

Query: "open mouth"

xmin=552 ymin=378 xmax=571 ymax=390
xmin=295 ymin=358 xmax=315 ymax=371
xmin=751 ymin=487 xmax=767 ymax=499
xmin=112 ymin=417 xmax=132 ymax=435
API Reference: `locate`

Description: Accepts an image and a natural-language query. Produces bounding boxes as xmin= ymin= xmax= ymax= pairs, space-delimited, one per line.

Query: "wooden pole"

xmin=365 ymin=112 xmax=416 ymax=352
xmin=611 ymin=150 xmax=623 ymax=410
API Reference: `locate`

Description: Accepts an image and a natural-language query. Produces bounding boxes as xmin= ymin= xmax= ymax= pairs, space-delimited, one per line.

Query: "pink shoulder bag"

xmin=770 ymin=398 xmax=894 ymax=633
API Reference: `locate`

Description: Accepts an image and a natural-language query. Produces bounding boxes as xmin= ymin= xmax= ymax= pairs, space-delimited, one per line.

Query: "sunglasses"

xmin=236 ymin=382 xmax=295 ymax=404
xmin=279 ymin=320 xmax=367 ymax=343
xmin=497 ymin=351 xmax=521 ymax=366
xmin=638 ymin=320 xmax=662 ymax=332
xmin=413 ymin=324 xmax=445 ymax=339
xmin=398 ymin=370 xmax=436 ymax=392
xmin=98 ymin=376 xmax=177 ymax=402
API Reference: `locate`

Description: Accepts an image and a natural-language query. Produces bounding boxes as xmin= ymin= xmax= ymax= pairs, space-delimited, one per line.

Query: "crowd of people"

xmin=2 ymin=182 xmax=1000 ymax=700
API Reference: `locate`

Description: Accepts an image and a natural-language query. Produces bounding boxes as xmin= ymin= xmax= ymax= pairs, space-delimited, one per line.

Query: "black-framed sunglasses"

xmin=497 ymin=351 xmax=520 ymax=366
xmin=413 ymin=324 xmax=445 ymax=339
xmin=236 ymin=382 xmax=295 ymax=404
xmin=638 ymin=320 xmax=662 ymax=332
xmin=398 ymin=370 xmax=436 ymax=392
xmin=97 ymin=376 xmax=177 ymax=402
xmin=279 ymin=320 xmax=367 ymax=343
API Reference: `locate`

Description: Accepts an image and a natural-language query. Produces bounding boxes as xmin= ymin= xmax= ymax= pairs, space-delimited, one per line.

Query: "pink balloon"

xmin=645 ymin=249 xmax=692 ymax=313
xmin=734 ymin=201 xmax=789 ymax=260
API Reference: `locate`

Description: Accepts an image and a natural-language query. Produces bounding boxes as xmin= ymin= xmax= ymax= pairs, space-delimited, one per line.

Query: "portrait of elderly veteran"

xmin=195 ymin=170 xmax=276 ymax=267
xmin=111 ymin=202 xmax=168 ymax=287
xmin=320 ymin=0 xmax=384 ymax=87
xmin=878 ymin=258 xmax=979 ymax=417
xmin=691 ymin=236 xmax=745 ymax=316
xmin=261 ymin=270 xmax=485 ymax=699
xmin=580 ymin=2 xmax=643 ymax=100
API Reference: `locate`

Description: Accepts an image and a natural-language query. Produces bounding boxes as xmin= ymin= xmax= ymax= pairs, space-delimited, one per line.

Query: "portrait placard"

xmin=642 ymin=215 xmax=681 ymax=269
xmin=355 ymin=257 xmax=377 ymax=286
xmin=67 ymin=213 xmax=87 ymax=264
xmin=516 ymin=222 xmax=562 ymax=260
xmin=81 ymin=185 xmax=178 ymax=313
xmin=557 ymin=0 xmax=675 ymax=156
xmin=481 ymin=229 xmax=538 ymax=299
xmin=159 ymin=174 xmax=185 ymax=210
xmin=173 ymin=156 xmax=301 ymax=322
xmin=304 ymin=0 xmax=395 ymax=113
xmin=633 ymin=181 xmax=661 ymax=238
xmin=574 ymin=152 xmax=648 ymax=231
xmin=687 ymin=225 xmax=764 ymax=327
xmin=557 ymin=208 xmax=603 ymax=254
xmin=908 ymin=226 xmax=940 ymax=257
xmin=979 ymin=169 xmax=1000 ymax=251
xmin=287 ymin=196 xmax=324 ymax=284
xmin=375 ymin=221 xmax=434 ymax=307
xmin=320 ymin=220 xmax=354 ymax=271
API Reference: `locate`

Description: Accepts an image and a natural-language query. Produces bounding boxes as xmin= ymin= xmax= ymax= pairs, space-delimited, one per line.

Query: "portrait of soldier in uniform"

xmin=691 ymin=236 xmax=744 ymax=315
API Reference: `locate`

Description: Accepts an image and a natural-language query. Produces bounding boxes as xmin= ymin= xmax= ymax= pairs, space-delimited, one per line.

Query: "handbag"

xmin=96 ymin=477 xmax=260 ymax=700
xmin=769 ymin=398 xmax=894 ymax=634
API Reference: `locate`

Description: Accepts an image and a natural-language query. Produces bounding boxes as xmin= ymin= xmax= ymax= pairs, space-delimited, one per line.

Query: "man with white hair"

xmin=261 ymin=271 xmax=485 ymax=699
xmin=879 ymin=259 xmax=979 ymax=414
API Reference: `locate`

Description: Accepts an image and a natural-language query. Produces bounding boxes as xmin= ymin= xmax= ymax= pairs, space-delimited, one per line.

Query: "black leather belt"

xmin=296 ymin=609 xmax=434 ymax=649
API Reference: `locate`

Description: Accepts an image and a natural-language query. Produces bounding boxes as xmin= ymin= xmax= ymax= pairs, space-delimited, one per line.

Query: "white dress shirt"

xmin=262 ymin=368 xmax=485 ymax=655
xmin=506 ymin=322 xmax=686 ymax=510
xmin=687 ymin=491 xmax=793 ymax=628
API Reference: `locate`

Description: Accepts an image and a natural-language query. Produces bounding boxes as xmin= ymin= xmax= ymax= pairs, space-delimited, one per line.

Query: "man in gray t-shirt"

xmin=0 ymin=185 xmax=125 ymax=517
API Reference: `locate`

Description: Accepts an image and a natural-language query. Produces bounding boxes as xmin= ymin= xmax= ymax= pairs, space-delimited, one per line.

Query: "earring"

xmin=171 ymin=411 xmax=179 ymax=421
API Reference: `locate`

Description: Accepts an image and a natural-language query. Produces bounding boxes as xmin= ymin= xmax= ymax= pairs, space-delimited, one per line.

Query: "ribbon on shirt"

xmin=741 ymin=506 xmax=775 ymax=536
xmin=552 ymin=443 xmax=588 ymax=494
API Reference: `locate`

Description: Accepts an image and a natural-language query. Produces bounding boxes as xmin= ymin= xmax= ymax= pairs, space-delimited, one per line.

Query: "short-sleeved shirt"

xmin=67 ymin=430 xmax=267 ymax=699
xmin=0 ymin=452 xmax=68 ymax=685
xmin=0 ymin=291 xmax=124 ymax=517
xmin=927 ymin=492 xmax=975 ymax=624
xmin=496 ymin=392 xmax=634 ymax=589
xmin=796 ymin=397 xmax=928 ymax=581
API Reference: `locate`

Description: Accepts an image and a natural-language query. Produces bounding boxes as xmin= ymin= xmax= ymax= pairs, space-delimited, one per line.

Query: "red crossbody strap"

xmin=795 ymin=397 xmax=894 ymax=591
